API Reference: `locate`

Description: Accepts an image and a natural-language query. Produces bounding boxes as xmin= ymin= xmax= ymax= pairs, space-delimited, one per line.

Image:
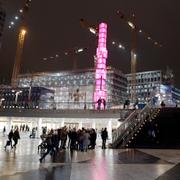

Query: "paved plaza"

xmin=0 ymin=133 xmax=180 ymax=180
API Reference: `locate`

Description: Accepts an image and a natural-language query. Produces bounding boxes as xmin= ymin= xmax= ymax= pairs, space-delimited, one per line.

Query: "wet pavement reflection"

xmin=0 ymin=134 xmax=180 ymax=180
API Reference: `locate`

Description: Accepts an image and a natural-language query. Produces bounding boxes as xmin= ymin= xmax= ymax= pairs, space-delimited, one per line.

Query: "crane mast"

xmin=130 ymin=15 xmax=137 ymax=103
xmin=117 ymin=10 xmax=161 ymax=103
xmin=11 ymin=0 xmax=31 ymax=87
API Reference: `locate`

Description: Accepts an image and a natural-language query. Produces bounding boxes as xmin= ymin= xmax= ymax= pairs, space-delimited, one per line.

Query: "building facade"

xmin=172 ymin=88 xmax=180 ymax=104
xmin=126 ymin=70 xmax=162 ymax=104
xmin=0 ymin=2 xmax=6 ymax=49
xmin=16 ymin=67 xmax=127 ymax=109
xmin=0 ymin=87 xmax=54 ymax=109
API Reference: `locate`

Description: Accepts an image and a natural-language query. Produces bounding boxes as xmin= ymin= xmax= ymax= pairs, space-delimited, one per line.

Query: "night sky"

xmin=0 ymin=0 xmax=180 ymax=87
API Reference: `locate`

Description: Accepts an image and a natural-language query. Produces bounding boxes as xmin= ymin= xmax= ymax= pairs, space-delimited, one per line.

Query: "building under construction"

xmin=126 ymin=69 xmax=177 ymax=106
xmin=16 ymin=67 xmax=127 ymax=109
xmin=126 ymin=70 xmax=162 ymax=104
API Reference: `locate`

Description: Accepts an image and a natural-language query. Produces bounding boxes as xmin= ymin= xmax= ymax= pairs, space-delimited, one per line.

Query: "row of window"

xmin=128 ymin=77 xmax=161 ymax=84
xmin=126 ymin=72 xmax=161 ymax=79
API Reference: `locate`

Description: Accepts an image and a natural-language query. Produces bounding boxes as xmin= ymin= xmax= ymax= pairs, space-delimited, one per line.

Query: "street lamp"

xmin=15 ymin=90 xmax=22 ymax=104
xmin=0 ymin=98 xmax=5 ymax=107
xmin=89 ymin=27 xmax=98 ymax=35
xmin=127 ymin=21 xmax=135 ymax=29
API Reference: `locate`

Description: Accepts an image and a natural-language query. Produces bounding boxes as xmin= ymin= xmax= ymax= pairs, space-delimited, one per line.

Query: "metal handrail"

xmin=0 ymin=100 xmax=134 ymax=110
xmin=111 ymin=103 xmax=157 ymax=148
xmin=120 ymin=106 xmax=156 ymax=147
xmin=112 ymin=110 xmax=137 ymax=145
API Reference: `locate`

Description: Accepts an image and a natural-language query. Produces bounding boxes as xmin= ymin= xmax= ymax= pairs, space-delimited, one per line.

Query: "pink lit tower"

xmin=94 ymin=23 xmax=108 ymax=109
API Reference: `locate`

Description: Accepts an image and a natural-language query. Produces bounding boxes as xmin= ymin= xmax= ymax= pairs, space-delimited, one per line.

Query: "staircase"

xmin=111 ymin=103 xmax=160 ymax=148
xmin=130 ymin=108 xmax=180 ymax=148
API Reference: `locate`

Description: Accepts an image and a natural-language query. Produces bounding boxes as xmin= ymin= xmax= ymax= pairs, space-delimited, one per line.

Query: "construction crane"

xmin=42 ymin=46 xmax=88 ymax=70
xmin=65 ymin=47 xmax=88 ymax=70
xmin=80 ymin=19 xmax=99 ymax=68
xmin=117 ymin=10 xmax=162 ymax=103
xmin=129 ymin=14 xmax=137 ymax=103
xmin=80 ymin=19 xmax=98 ymax=36
xmin=11 ymin=0 xmax=32 ymax=87
xmin=80 ymin=18 xmax=127 ymax=68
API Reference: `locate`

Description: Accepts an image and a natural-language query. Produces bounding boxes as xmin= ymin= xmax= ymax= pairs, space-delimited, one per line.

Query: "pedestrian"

xmin=13 ymin=128 xmax=20 ymax=149
xmin=97 ymin=98 xmax=102 ymax=110
xmin=69 ymin=128 xmax=77 ymax=151
xmin=102 ymin=99 xmax=106 ymax=110
xmin=39 ymin=134 xmax=55 ymax=162
xmin=160 ymin=101 xmax=166 ymax=108
xmin=3 ymin=126 xmax=6 ymax=136
xmin=4 ymin=129 xmax=14 ymax=149
xmin=78 ymin=129 xmax=84 ymax=151
xmin=124 ymin=99 xmax=130 ymax=109
xmin=90 ymin=129 xmax=97 ymax=149
xmin=60 ymin=127 xmax=67 ymax=149
xmin=29 ymin=128 xmax=36 ymax=138
xmin=83 ymin=130 xmax=90 ymax=152
xmin=101 ymin=128 xmax=108 ymax=149
xmin=133 ymin=99 xmax=139 ymax=110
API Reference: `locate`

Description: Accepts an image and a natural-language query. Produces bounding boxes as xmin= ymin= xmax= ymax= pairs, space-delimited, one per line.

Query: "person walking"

xmin=39 ymin=134 xmax=55 ymax=162
xmin=69 ymin=128 xmax=77 ymax=151
xmin=97 ymin=98 xmax=102 ymax=110
xmin=13 ymin=128 xmax=20 ymax=149
xmin=90 ymin=129 xmax=97 ymax=149
xmin=3 ymin=126 xmax=6 ymax=137
xmin=101 ymin=128 xmax=108 ymax=149
xmin=4 ymin=129 xmax=14 ymax=149
xmin=83 ymin=130 xmax=90 ymax=152
xmin=161 ymin=101 xmax=166 ymax=108
xmin=60 ymin=127 xmax=68 ymax=149
xmin=102 ymin=99 xmax=106 ymax=110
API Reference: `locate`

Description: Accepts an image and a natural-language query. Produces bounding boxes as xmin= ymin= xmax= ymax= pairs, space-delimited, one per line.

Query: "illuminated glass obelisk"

xmin=94 ymin=23 xmax=108 ymax=109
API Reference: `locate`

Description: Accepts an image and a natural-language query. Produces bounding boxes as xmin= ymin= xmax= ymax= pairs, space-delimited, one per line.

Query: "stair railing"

xmin=111 ymin=103 xmax=158 ymax=148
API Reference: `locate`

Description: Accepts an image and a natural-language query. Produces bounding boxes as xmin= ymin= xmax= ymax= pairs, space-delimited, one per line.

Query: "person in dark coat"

xmin=102 ymin=99 xmax=106 ymax=110
xmin=69 ymin=128 xmax=77 ymax=151
xmin=90 ymin=129 xmax=97 ymax=149
xmin=97 ymin=98 xmax=102 ymax=110
xmin=39 ymin=134 xmax=55 ymax=162
xmin=3 ymin=126 xmax=6 ymax=136
xmin=13 ymin=128 xmax=20 ymax=149
xmin=4 ymin=129 xmax=14 ymax=149
xmin=101 ymin=128 xmax=108 ymax=149
xmin=161 ymin=101 xmax=166 ymax=108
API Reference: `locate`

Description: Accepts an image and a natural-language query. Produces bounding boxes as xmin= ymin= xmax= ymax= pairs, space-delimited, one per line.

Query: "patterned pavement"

xmin=0 ymin=133 xmax=180 ymax=180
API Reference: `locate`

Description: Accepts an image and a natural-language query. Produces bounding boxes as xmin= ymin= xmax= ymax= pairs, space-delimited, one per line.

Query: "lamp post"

xmin=15 ymin=90 xmax=22 ymax=104
xmin=0 ymin=98 xmax=5 ymax=107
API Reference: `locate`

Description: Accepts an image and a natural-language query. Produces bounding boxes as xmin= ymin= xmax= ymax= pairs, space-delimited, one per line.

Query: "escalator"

xmin=111 ymin=103 xmax=160 ymax=148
